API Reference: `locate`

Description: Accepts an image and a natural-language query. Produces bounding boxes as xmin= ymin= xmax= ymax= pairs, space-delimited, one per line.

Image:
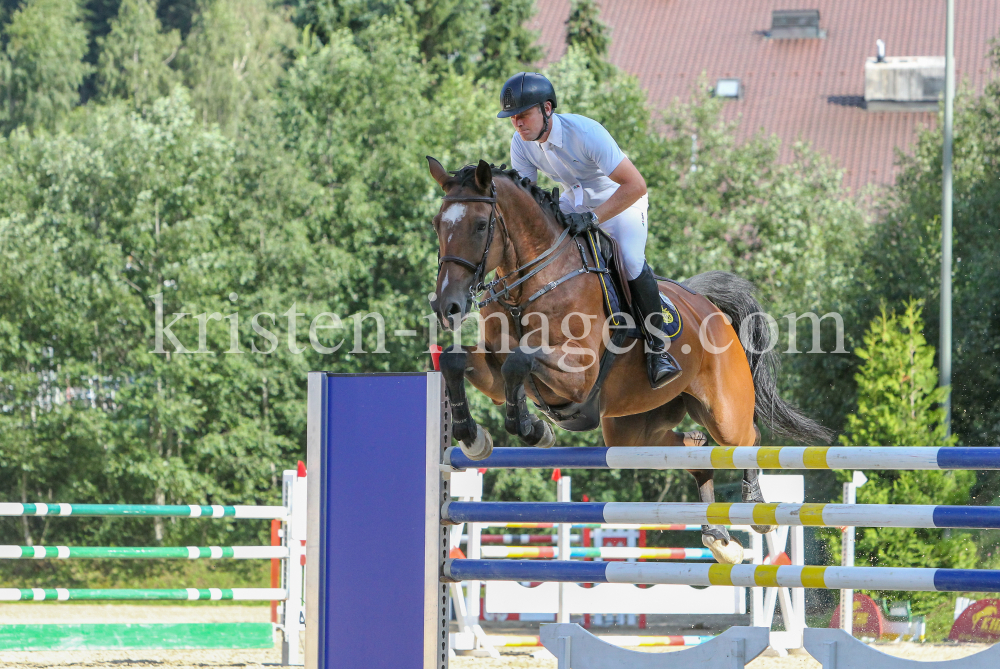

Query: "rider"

xmin=498 ymin=71 xmax=682 ymax=389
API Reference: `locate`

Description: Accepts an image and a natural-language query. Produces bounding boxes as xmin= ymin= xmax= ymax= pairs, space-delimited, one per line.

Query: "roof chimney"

xmin=865 ymin=56 xmax=945 ymax=111
xmin=876 ymin=39 xmax=886 ymax=63
xmin=769 ymin=9 xmax=825 ymax=39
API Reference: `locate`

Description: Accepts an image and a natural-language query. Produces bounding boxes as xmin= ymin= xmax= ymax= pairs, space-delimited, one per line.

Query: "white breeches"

xmin=561 ymin=194 xmax=648 ymax=280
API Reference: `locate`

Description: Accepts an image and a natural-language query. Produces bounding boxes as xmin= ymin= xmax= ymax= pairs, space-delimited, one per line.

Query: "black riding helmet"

xmin=497 ymin=72 xmax=557 ymax=118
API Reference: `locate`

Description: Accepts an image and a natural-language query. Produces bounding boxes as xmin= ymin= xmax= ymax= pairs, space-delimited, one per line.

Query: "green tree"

xmin=477 ymin=0 xmax=541 ymax=81
xmin=564 ymin=0 xmax=611 ymax=79
xmin=851 ymin=53 xmax=1000 ymax=506
xmin=840 ymin=300 xmax=953 ymax=447
xmin=828 ymin=301 xmax=974 ymax=635
xmin=96 ymin=0 xmax=180 ymax=107
xmin=293 ymin=0 xmax=487 ymax=75
xmin=179 ymin=0 xmax=296 ymax=131
xmin=0 ymin=0 xmax=91 ymax=134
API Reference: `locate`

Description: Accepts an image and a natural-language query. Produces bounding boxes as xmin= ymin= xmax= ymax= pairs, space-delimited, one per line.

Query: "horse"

xmin=427 ymin=158 xmax=831 ymax=563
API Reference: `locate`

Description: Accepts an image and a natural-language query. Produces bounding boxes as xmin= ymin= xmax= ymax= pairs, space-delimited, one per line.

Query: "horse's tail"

xmin=685 ymin=271 xmax=833 ymax=445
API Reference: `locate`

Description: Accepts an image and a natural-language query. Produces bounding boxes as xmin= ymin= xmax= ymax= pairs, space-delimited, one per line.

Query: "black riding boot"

xmin=628 ymin=263 xmax=682 ymax=389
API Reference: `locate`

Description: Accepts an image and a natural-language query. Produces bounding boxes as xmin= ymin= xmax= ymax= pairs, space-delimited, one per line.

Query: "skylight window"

xmin=715 ymin=79 xmax=742 ymax=99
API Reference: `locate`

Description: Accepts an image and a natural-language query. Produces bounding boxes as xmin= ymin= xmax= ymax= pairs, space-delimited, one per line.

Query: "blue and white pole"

xmin=443 ymin=501 xmax=1000 ymax=529
xmin=443 ymin=560 xmax=1000 ymax=593
xmin=445 ymin=446 xmax=1000 ymax=471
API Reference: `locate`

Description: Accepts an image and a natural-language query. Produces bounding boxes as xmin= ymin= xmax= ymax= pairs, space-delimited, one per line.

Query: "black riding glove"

xmin=564 ymin=211 xmax=598 ymax=236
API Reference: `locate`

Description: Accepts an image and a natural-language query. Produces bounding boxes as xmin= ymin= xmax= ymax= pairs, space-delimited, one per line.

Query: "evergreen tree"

xmin=564 ymin=0 xmax=610 ymax=79
xmin=0 ymin=0 xmax=91 ymax=134
xmin=477 ymin=0 xmax=541 ymax=81
xmin=96 ymin=0 xmax=180 ymax=107
xmin=831 ymin=301 xmax=975 ymax=636
xmin=840 ymin=300 xmax=954 ymax=447
xmin=293 ymin=0 xmax=487 ymax=76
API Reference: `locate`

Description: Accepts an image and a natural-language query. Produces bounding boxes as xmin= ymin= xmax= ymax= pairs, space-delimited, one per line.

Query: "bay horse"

xmin=427 ymin=158 xmax=831 ymax=563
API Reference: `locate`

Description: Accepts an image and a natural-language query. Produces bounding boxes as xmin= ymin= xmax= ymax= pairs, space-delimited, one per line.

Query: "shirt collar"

xmin=539 ymin=113 xmax=562 ymax=149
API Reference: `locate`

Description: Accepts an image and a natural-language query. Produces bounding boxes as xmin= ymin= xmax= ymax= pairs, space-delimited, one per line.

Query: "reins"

xmin=436 ymin=179 xmax=605 ymax=323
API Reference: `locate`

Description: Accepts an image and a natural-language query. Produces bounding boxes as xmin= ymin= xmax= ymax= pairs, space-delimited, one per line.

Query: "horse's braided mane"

xmin=448 ymin=163 xmax=564 ymax=223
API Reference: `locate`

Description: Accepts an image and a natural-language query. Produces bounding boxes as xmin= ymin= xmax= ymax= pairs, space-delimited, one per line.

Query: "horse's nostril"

xmin=446 ymin=302 xmax=463 ymax=318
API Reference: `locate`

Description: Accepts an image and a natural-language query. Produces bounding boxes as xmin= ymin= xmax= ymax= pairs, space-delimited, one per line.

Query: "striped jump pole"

xmin=466 ymin=534 xmax=581 ymax=545
xmin=0 ymin=503 xmax=287 ymax=518
xmin=445 ymin=446 xmax=1000 ymax=470
xmin=0 ymin=588 xmax=286 ymax=601
xmin=444 ymin=501 xmax=1000 ymax=529
xmin=487 ymin=634 xmax=714 ymax=647
xmin=443 ymin=560 xmax=1000 ymax=593
xmin=479 ymin=522 xmax=752 ymax=531
xmin=0 ymin=546 xmax=288 ymax=559
xmin=480 ymin=546 xmax=718 ymax=560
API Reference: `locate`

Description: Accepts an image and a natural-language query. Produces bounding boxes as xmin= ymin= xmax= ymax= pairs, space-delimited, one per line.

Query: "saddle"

xmin=529 ymin=227 xmax=691 ymax=432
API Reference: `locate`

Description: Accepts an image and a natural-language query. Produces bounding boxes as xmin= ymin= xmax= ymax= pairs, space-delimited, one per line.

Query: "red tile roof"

xmin=529 ymin=0 xmax=1000 ymax=190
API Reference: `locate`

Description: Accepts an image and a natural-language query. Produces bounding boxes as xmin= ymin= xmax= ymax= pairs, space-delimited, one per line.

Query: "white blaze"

xmin=441 ymin=204 xmax=467 ymax=228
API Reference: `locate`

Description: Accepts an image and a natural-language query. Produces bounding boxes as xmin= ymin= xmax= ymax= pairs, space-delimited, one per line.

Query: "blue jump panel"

xmin=320 ymin=374 xmax=431 ymax=669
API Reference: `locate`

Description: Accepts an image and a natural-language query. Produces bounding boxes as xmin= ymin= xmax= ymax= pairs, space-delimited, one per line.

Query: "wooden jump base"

xmin=306 ymin=372 xmax=1000 ymax=669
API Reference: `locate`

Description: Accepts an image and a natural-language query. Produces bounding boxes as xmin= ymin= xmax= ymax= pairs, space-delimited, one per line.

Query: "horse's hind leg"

xmin=742 ymin=425 xmax=776 ymax=533
xmin=684 ymin=397 xmax=775 ymax=535
xmin=500 ymin=347 xmax=555 ymax=447
xmin=689 ymin=469 xmax=745 ymax=565
xmin=601 ymin=402 xmax=741 ymax=565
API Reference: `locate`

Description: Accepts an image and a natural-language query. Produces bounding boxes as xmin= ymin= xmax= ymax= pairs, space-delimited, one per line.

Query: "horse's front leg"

xmin=500 ymin=346 xmax=556 ymax=447
xmin=440 ymin=344 xmax=503 ymax=460
xmin=689 ymin=469 xmax=744 ymax=565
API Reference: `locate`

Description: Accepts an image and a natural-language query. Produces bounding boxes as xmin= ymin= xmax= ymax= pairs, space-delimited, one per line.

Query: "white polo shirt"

xmin=510 ymin=113 xmax=626 ymax=213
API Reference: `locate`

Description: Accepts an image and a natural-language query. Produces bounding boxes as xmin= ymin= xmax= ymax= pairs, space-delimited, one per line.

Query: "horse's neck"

xmin=496 ymin=185 xmax=561 ymax=276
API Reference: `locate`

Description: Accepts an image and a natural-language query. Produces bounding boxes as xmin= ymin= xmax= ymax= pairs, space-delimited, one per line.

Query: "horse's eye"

xmin=476 ymin=220 xmax=488 ymax=231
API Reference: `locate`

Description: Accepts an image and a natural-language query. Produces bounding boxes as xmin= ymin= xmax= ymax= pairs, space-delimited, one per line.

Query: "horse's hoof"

xmin=752 ymin=524 xmax=777 ymax=535
xmin=683 ymin=431 xmax=708 ymax=447
xmin=535 ymin=421 xmax=556 ymax=448
xmin=460 ymin=425 xmax=493 ymax=461
xmin=702 ymin=534 xmax=744 ymax=565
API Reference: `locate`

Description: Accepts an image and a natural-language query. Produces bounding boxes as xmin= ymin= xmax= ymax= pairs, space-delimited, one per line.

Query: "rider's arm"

xmin=592 ymin=157 xmax=647 ymax=224
xmin=510 ymin=135 xmax=538 ymax=183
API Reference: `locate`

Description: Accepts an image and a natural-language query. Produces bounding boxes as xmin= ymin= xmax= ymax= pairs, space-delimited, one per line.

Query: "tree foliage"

xmin=0 ymin=0 xmax=91 ymax=134
xmin=827 ymin=301 xmax=974 ymax=628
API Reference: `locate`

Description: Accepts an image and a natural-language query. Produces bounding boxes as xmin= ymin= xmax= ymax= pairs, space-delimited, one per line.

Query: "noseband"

xmin=437 ymin=181 xmax=505 ymax=293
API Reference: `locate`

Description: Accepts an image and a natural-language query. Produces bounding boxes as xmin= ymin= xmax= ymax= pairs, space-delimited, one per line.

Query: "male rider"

xmin=499 ymin=71 xmax=681 ymax=389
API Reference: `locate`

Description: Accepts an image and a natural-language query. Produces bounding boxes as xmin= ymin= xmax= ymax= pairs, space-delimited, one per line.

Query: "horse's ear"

xmin=474 ymin=159 xmax=492 ymax=192
xmin=427 ymin=156 xmax=449 ymax=188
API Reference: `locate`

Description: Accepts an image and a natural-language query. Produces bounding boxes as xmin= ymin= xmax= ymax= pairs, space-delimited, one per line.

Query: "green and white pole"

xmin=0 ymin=588 xmax=286 ymax=601
xmin=0 ymin=546 xmax=288 ymax=559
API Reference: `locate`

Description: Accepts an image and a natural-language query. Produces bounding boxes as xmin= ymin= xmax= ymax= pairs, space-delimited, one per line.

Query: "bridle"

xmin=437 ymin=181 xmax=506 ymax=293
xmin=436 ymin=179 xmax=602 ymax=320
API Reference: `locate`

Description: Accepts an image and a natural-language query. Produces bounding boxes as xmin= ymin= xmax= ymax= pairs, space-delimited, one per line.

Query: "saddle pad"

xmin=583 ymin=229 xmax=626 ymax=326
xmin=582 ymin=229 xmax=683 ymax=340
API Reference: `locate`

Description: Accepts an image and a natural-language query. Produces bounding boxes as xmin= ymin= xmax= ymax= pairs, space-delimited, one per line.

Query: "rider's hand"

xmin=564 ymin=211 xmax=598 ymax=236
